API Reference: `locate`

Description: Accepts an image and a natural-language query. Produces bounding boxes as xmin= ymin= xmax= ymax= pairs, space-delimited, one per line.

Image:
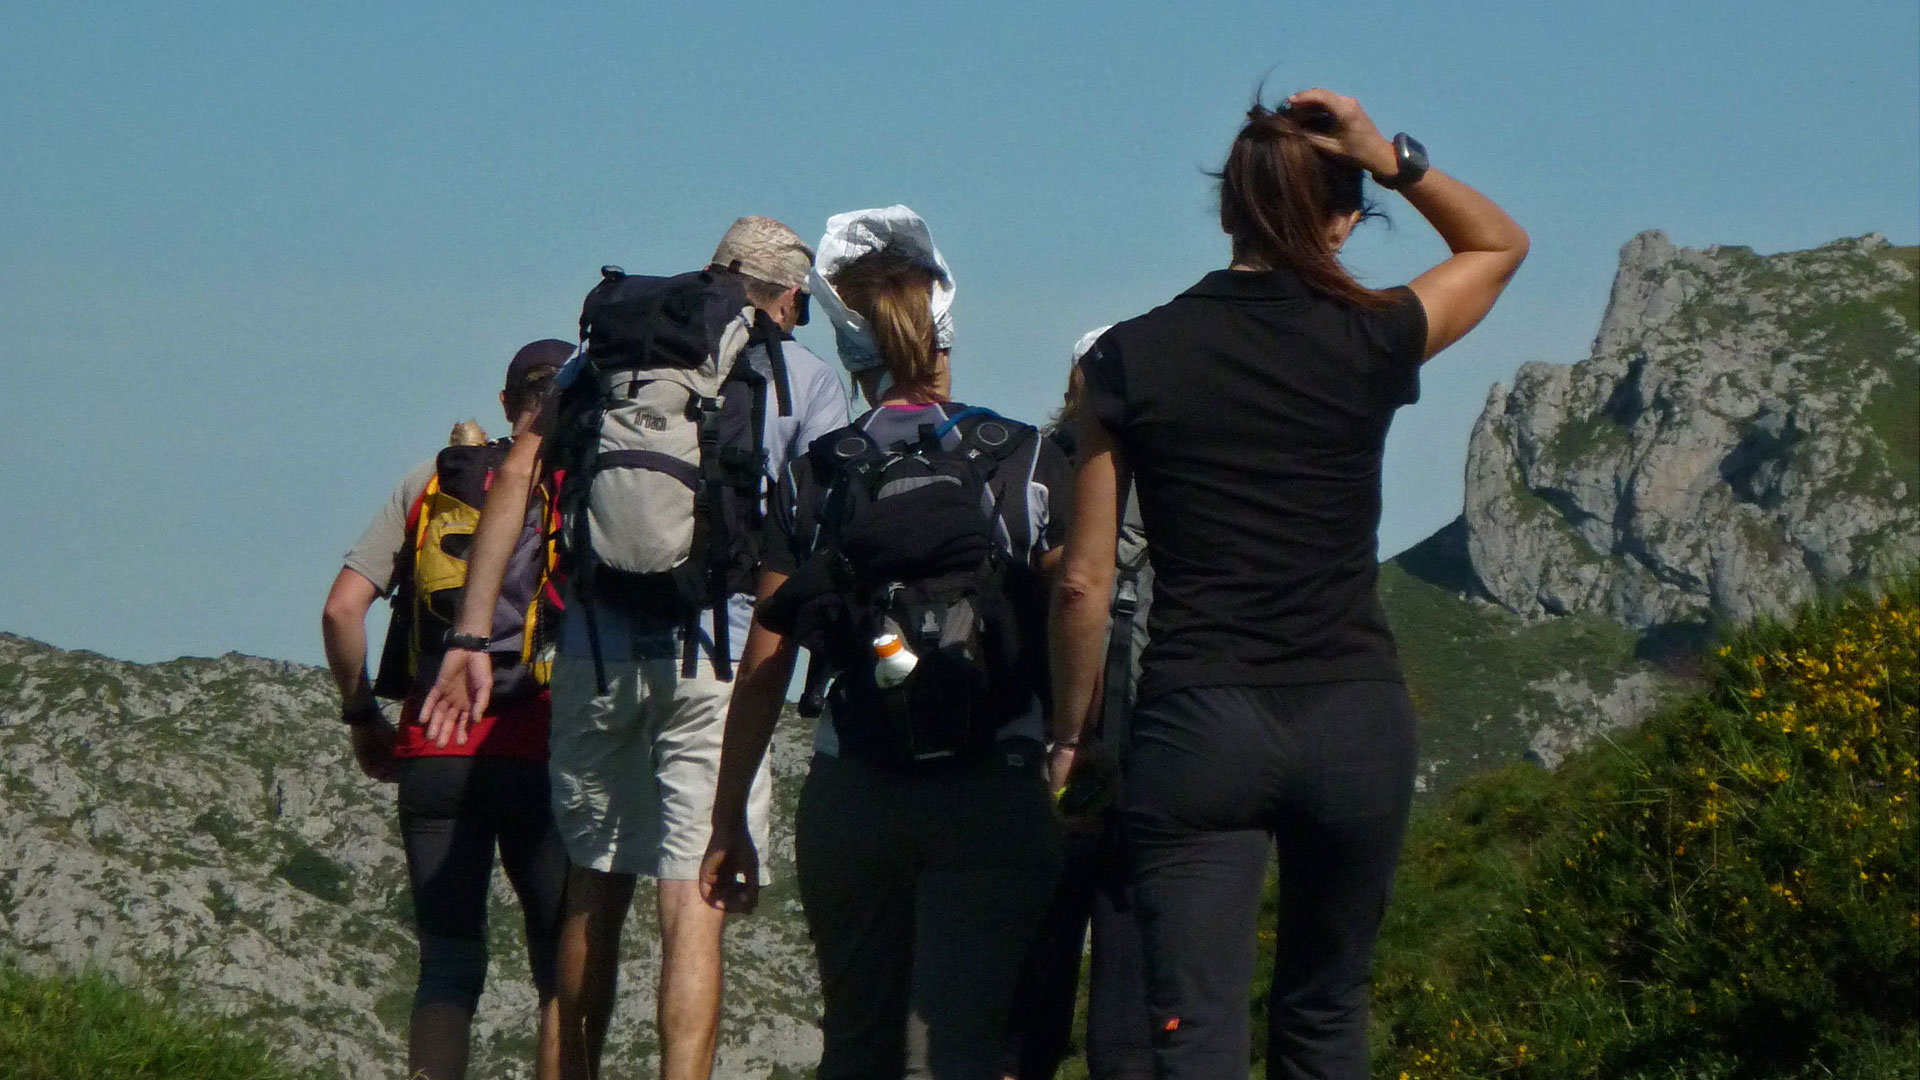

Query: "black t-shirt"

xmin=1081 ymin=268 xmax=1428 ymax=702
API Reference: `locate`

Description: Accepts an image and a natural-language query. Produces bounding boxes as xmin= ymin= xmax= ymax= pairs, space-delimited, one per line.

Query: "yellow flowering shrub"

xmin=1364 ymin=579 xmax=1918 ymax=1079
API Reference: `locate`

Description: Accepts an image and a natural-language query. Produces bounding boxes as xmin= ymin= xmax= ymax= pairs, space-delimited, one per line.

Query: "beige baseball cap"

xmin=710 ymin=216 xmax=815 ymax=293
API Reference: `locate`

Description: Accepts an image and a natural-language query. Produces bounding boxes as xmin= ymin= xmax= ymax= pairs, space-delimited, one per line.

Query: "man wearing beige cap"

xmin=423 ymin=217 xmax=848 ymax=1080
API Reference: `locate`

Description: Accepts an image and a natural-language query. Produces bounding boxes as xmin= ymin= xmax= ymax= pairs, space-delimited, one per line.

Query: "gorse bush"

xmin=1368 ymin=579 xmax=1919 ymax=1078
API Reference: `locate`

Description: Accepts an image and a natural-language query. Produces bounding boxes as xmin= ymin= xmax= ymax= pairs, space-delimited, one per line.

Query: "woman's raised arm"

xmin=1288 ymin=87 xmax=1529 ymax=360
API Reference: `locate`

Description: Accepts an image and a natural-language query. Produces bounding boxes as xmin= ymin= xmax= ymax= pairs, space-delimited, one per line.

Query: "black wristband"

xmin=443 ymin=631 xmax=492 ymax=652
xmin=341 ymin=700 xmax=384 ymax=727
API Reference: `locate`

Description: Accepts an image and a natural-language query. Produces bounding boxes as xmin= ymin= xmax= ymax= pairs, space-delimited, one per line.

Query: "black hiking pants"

xmin=397 ymin=756 xmax=568 ymax=1013
xmin=1121 ymin=682 xmax=1417 ymax=1080
xmin=1001 ymin=819 xmax=1153 ymax=1080
xmin=795 ymin=744 xmax=1063 ymax=1080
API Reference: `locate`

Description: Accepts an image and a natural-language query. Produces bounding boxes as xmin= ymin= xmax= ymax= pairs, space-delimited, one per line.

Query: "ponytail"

xmin=1217 ymin=98 xmax=1394 ymax=310
xmin=827 ymin=251 xmax=943 ymax=393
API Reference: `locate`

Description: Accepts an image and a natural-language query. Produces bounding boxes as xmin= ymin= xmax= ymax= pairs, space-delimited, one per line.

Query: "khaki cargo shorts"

xmin=548 ymin=653 xmax=773 ymax=880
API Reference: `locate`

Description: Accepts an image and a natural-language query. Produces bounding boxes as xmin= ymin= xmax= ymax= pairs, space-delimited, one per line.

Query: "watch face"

xmin=1399 ymin=134 xmax=1429 ymax=173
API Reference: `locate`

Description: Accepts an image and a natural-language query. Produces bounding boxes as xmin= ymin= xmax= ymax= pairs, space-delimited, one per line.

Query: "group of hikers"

xmin=320 ymin=88 xmax=1528 ymax=1080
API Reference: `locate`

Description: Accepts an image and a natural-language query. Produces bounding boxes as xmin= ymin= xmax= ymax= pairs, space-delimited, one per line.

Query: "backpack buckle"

xmin=694 ymin=395 xmax=722 ymax=442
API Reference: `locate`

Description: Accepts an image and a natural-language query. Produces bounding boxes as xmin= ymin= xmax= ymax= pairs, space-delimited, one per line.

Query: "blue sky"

xmin=4 ymin=1 xmax=1917 ymax=665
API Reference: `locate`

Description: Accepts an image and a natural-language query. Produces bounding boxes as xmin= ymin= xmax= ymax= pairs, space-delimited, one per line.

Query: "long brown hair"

xmin=828 ymin=250 xmax=944 ymax=394
xmin=1217 ymin=98 xmax=1394 ymax=310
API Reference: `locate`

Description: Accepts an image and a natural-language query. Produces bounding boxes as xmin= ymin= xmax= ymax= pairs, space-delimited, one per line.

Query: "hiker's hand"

xmin=349 ymin=718 xmax=399 ymax=783
xmin=422 ymin=648 xmax=492 ymax=748
xmin=1056 ymin=742 xmax=1120 ymax=835
xmin=700 ymin=823 xmax=761 ymax=914
xmin=1285 ymin=88 xmax=1396 ymax=176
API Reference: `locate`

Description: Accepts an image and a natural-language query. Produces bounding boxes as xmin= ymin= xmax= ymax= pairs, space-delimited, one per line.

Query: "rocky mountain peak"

xmin=1463 ymin=232 xmax=1918 ymax=632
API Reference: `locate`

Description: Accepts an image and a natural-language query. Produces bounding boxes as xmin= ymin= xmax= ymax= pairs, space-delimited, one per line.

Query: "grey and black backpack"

xmin=551 ymin=266 xmax=791 ymax=688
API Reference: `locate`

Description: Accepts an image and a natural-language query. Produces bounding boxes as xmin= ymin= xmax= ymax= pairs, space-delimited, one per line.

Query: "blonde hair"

xmin=828 ymin=251 xmax=943 ymax=393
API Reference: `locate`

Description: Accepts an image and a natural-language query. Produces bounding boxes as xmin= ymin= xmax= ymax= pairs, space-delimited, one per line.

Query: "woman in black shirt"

xmin=1049 ymin=89 xmax=1528 ymax=1079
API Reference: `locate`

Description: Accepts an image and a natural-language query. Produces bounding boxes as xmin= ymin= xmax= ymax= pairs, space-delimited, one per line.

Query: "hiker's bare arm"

xmin=321 ymin=567 xmax=397 ymax=782
xmin=1401 ymin=169 xmax=1527 ymax=359
xmin=1285 ymin=88 xmax=1528 ymax=361
xmin=322 ymin=568 xmax=380 ymax=708
xmin=1049 ymin=414 xmax=1123 ymax=793
xmin=701 ymin=572 xmax=796 ymax=914
xmin=421 ymin=430 xmax=547 ymax=742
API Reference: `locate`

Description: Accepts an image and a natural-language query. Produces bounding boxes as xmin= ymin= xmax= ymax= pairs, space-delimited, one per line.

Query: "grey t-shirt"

xmin=342 ymin=459 xmax=437 ymax=594
xmin=552 ymin=338 xmax=851 ymax=663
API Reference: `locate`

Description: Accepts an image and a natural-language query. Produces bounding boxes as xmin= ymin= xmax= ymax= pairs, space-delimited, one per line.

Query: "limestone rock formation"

xmin=0 ymin=635 xmax=822 ymax=1078
xmin=1464 ymin=233 xmax=1919 ymax=631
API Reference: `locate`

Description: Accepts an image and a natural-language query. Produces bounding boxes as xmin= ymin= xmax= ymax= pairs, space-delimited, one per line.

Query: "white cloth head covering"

xmin=809 ymin=205 xmax=955 ymax=373
xmin=1072 ymin=325 xmax=1114 ymax=365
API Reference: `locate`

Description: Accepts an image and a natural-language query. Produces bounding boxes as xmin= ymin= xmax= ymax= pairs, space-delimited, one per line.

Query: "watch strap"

xmin=444 ymin=631 xmax=492 ymax=652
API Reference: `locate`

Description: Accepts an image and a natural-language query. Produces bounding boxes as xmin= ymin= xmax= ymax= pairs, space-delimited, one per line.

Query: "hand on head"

xmin=1282 ymin=89 xmax=1397 ymax=176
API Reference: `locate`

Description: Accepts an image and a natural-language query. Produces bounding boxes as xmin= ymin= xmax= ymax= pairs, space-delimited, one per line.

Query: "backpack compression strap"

xmin=1101 ymin=536 xmax=1150 ymax=753
xmin=690 ymin=392 xmax=733 ymax=681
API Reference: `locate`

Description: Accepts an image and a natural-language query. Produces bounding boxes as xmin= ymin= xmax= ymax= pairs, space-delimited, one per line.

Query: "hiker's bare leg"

xmin=557 ymin=865 xmax=637 ymax=1080
xmin=658 ymin=877 xmax=727 ymax=1080
xmin=409 ymin=1002 xmax=473 ymax=1080
xmin=534 ymin=990 xmax=562 ymax=1080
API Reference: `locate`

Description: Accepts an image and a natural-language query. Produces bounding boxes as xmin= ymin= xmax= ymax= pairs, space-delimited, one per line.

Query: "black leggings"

xmin=1121 ymin=682 xmax=1417 ymax=1080
xmin=397 ymin=756 xmax=568 ymax=1013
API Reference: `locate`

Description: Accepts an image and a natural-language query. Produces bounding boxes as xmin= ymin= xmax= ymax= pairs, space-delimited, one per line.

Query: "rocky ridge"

xmin=0 ymin=634 xmax=821 ymax=1078
xmin=1386 ymin=233 xmax=1916 ymax=781
xmin=1463 ymin=232 xmax=1918 ymax=632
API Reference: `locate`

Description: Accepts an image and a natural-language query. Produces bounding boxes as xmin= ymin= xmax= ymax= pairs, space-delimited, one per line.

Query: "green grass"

xmin=1861 ymin=348 xmax=1920 ymax=495
xmin=1376 ymin=530 xmax=1649 ymax=793
xmin=1543 ymin=408 xmax=1632 ymax=468
xmin=0 ymin=962 xmax=323 ymax=1080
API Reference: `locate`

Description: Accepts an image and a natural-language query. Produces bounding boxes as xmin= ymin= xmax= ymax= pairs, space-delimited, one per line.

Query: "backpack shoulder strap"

xmin=802 ymin=423 xmax=886 ymax=557
xmin=944 ymin=408 xmax=1037 ymax=470
xmin=746 ymin=314 xmax=794 ymax=417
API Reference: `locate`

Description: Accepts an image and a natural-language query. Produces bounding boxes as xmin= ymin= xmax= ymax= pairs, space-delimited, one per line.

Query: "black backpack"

xmin=766 ymin=408 xmax=1044 ymax=767
xmin=550 ymin=267 xmax=791 ymax=688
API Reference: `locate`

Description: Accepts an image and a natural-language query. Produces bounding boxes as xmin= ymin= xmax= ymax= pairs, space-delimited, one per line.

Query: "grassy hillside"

xmin=1366 ymin=577 xmax=1918 ymax=1077
xmin=1379 ymin=520 xmax=1669 ymax=794
xmin=1047 ymin=577 xmax=1914 ymax=1078
xmin=0 ymin=961 xmax=320 ymax=1080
